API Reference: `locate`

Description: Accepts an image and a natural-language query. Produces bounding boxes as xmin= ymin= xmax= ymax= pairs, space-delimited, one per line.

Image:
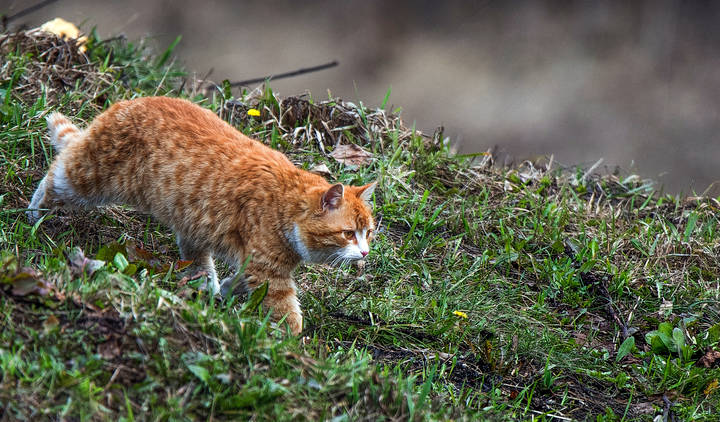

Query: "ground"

xmin=0 ymin=28 xmax=719 ymax=421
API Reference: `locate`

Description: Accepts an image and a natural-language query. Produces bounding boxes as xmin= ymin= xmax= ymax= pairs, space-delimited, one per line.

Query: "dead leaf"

xmin=310 ymin=163 xmax=332 ymax=177
xmin=6 ymin=268 xmax=54 ymax=297
xmin=125 ymin=240 xmax=154 ymax=261
xmin=329 ymin=143 xmax=373 ymax=166
xmin=125 ymin=240 xmax=163 ymax=270
xmin=698 ymin=349 xmax=720 ymax=368
xmin=573 ymin=332 xmax=588 ymax=346
xmin=68 ymin=247 xmax=105 ymax=277
xmin=160 ymin=259 xmax=194 ymax=273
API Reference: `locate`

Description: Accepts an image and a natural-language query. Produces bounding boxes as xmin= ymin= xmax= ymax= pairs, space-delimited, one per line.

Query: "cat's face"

xmin=289 ymin=182 xmax=377 ymax=265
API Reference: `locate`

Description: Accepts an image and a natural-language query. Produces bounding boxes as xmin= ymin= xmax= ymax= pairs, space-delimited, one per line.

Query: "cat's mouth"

xmin=319 ymin=247 xmax=367 ymax=267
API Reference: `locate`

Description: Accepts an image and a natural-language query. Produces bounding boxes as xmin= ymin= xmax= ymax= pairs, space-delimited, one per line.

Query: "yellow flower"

xmin=247 ymin=108 xmax=261 ymax=117
xmin=452 ymin=310 xmax=468 ymax=319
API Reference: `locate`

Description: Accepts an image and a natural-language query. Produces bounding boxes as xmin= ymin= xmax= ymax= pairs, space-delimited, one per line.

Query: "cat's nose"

xmin=361 ymin=250 xmax=368 ymax=257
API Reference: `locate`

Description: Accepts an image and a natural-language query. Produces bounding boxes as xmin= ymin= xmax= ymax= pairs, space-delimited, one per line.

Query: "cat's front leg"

xmin=244 ymin=269 xmax=302 ymax=335
xmin=267 ymin=288 xmax=302 ymax=335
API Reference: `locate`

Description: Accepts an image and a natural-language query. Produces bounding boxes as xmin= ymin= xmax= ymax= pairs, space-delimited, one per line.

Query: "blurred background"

xmin=3 ymin=0 xmax=720 ymax=195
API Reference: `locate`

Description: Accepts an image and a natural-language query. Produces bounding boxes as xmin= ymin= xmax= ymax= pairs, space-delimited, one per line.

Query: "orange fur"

xmin=28 ymin=97 xmax=377 ymax=335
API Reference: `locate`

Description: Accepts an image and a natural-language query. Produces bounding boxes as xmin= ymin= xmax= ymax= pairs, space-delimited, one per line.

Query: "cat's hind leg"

xmin=27 ymin=113 xmax=85 ymax=223
xmin=27 ymin=174 xmax=50 ymax=223
xmin=176 ymin=234 xmax=220 ymax=294
xmin=27 ymin=158 xmax=87 ymax=223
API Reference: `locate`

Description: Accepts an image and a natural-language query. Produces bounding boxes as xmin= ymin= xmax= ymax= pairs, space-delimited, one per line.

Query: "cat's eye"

xmin=367 ymin=229 xmax=374 ymax=239
xmin=343 ymin=230 xmax=355 ymax=240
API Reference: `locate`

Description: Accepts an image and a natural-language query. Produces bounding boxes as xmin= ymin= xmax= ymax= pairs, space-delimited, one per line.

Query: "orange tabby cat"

xmin=28 ymin=96 xmax=377 ymax=335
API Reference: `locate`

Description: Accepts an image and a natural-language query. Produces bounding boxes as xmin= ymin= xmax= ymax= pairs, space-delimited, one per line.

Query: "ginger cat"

xmin=28 ymin=96 xmax=377 ymax=335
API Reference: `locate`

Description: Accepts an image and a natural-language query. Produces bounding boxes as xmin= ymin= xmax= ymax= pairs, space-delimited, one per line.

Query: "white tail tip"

xmin=46 ymin=112 xmax=79 ymax=152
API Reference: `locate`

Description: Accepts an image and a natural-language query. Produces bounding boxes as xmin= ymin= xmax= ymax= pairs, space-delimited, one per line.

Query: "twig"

xmin=332 ymin=284 xmax=364 ymax=311
xmin=662 ymin=394 xmax=674 ymax=422
xmin=187 ymin=67 xmax=214 ymax=94
xmin=97 ymin=35 xmax=127 ymax=45
xmin=597 ymin=280 xmax=630 ymax=338
xmin=229 ymin=60 xmax=338 ymax=87
xmin=564 ymin=241 xmax=630 ymax=338
xmin=2 ymin=0 xmax=61 ymax=30
xmin=580 ymin=158 xmax=604 ymax=184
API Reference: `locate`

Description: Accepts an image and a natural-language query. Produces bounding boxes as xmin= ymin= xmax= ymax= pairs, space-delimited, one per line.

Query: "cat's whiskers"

xmin=327 ymin=250 xmax=345 ymax=267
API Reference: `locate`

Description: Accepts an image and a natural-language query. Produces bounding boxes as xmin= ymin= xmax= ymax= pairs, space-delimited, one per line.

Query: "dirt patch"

xmin=71 ymin=305 xmax=147 ymax=385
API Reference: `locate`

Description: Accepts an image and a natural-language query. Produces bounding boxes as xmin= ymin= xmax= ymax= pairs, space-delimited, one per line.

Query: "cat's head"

xmin=289 ymin=182 xmax=377 ymax=265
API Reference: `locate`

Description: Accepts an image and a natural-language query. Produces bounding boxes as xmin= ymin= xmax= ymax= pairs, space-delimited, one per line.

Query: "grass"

xmin=1 ymin=26 xmax=719 ymax=421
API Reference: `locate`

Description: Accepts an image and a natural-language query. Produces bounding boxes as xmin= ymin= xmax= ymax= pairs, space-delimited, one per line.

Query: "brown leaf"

xmin=125 ymin=240 xmax=163 ymax=270
xmin=698 ymin=349 xmax=720 ymax=368
xmin=573 ymin=332 xmax=587 ymax=346
xmin=329 ymin=143 xmax=373 ymax=166
xmin=125 ymin=240 xmax=155 ymax=262
xmin=159 ymin=259 xmax=194 ymax=273
xmin=176 ymin=260 xmax=193 ymax=271
xmin=8 ymin=268 xmax=54 ymax=296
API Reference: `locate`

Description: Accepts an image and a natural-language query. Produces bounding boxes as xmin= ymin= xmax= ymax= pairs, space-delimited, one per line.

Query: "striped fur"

xmin=28 ymin=97 xmax=377 ymax=335
xmin=46 ymin=112 xmax=81 ymax=152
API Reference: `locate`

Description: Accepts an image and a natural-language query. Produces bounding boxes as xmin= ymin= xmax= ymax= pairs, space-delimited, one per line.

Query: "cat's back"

xmin=90 ymin=96 xmax=239 ymax=143
xmin=87 ymin=96 xmax=289 ymax=167
xmin=63 ymin=96 xmax=296 ymax=212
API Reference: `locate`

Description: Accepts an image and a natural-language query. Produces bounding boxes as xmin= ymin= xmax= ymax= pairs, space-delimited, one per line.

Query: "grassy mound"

xmin=1 ymin=27 xmax=719 ymax=421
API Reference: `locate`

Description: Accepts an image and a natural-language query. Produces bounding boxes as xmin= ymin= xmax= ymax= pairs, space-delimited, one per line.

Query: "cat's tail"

xmin=46 ymin=112 xmax=81 ymax=152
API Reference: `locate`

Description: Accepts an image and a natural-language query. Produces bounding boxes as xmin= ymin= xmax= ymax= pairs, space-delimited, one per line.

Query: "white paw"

xmin=198 ymin=277 xmax=222 ymax=296
xmin=26 ymin=209 xmax=41 ymax=224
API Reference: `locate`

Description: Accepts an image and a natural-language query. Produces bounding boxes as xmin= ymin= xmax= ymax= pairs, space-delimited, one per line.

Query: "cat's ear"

xmin=322 ymin=183 xmax=344 ymax=210
xmin=356 ymin=181 xmax=377 ymax=204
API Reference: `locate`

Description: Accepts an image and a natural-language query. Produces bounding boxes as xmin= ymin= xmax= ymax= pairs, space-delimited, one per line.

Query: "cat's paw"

xmin=26 ymin=209 xmax=40 ymax=224
xmin=198 ymin=276 xmax=221 ymax=296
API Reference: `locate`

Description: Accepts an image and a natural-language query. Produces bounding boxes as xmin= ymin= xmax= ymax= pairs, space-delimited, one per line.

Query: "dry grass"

xmin=0 ymin=29 xmax=116 ymax=110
